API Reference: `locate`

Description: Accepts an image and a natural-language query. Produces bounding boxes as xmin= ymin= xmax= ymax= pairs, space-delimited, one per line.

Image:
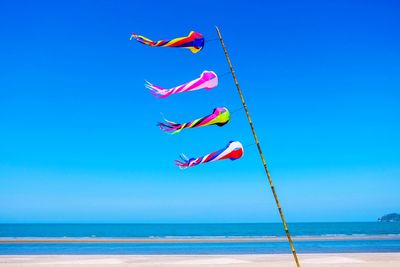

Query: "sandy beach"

xmin=1 ymin=253 xmax=400 ymax=266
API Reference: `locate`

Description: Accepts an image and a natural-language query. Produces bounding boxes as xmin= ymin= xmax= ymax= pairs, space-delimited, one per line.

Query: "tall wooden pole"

xmin=215 ymin=26 xmax=301 ymax=267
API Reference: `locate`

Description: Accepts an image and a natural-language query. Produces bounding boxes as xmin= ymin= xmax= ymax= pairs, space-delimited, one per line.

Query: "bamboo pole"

xmin=215 ymin=26 xmax=301 ymax=267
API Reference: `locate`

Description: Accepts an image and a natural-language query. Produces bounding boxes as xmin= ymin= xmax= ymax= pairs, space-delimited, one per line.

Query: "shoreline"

xmin=1 ymin=234 xmax=400 ymax=243
xmin=1 ymin=253 xmax=400 ymax=266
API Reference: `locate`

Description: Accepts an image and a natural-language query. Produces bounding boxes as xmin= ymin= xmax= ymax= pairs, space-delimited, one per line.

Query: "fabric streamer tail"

xmin=158 ymin=118 xmax=184 ymax=134
xmin=175 ymin=154 xmax=190 ymax=170
xmin=130 ymin=31 xmax=205 ymax=53
xmin=175 ymin=141 xmax=244 ymax=169
xmin=158 ymin=107 xmax=230 ymax=134
xmin=145 ymin=71 xmax=218 ymax=98
xmin=145 ymin=80 xmax=169 ymax=98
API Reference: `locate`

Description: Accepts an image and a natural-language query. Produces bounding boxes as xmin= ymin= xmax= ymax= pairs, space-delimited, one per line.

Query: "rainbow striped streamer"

xmin=145 ymin=71 xmax=218 ymax=98
xmin=158 ymin=107 xmax=230 ymax=134
xmin=130 ymin=31 xmax=204 ymax=54
xmin=175 ymin=141 xmax=244 ymax=169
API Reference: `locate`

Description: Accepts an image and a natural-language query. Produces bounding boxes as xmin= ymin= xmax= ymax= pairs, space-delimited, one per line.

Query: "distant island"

xmin=378 ymin=213 xmax=400 ymax=222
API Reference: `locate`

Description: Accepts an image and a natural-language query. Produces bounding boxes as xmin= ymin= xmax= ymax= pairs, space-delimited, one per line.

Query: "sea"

xmin=1 ymin=222 xmax=399 ymax=254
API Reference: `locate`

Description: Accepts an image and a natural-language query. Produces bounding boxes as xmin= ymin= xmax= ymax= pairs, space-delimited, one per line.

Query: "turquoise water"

xmin=1 ymin=223 xmax=399 ymax=254
xmin=1 ymin=222 xmax=399 ymax=238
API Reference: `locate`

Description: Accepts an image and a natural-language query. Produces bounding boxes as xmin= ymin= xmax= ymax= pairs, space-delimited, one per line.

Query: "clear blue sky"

xmin=0 ymin=0 xmax=399 ymax=223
